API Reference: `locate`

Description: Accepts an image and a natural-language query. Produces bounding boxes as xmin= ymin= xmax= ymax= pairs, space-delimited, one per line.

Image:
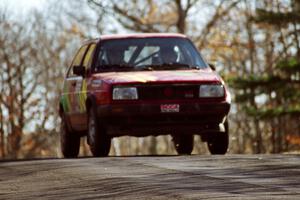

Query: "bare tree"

xmin=0 ymin=2 xmax=96 ymax=158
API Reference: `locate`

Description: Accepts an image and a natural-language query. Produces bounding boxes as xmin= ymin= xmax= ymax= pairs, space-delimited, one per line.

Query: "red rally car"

xmin=59 ymin=33 xmax=231 ymax=158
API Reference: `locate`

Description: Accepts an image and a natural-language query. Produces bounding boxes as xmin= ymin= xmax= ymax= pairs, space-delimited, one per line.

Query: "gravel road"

xmin=0 ymin=155 xmax=300 ymax=199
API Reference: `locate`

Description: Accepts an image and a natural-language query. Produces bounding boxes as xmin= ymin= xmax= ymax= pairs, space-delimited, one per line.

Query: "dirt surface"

xmin=0 ymin=155 xmax=300 ymax=199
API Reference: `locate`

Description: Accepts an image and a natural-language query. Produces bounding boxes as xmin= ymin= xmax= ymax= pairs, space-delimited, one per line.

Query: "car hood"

xmin=92 ymin=69 xmax=222 ymax=85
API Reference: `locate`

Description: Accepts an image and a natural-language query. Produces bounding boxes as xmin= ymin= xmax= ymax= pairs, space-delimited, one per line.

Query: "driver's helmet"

xmin=160 ymin=46 xmax=177 ymax=64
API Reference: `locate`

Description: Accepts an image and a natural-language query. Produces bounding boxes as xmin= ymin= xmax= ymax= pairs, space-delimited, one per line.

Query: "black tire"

xmin=60 ymin=114 xmax=80 ymax=158
xmin=172 ymin=135 xmax=194 ymax=155
xmin=207 ymin=120 xmax=229 ymax=155
xmin=87 ymin=107 xmax=111 ymax=157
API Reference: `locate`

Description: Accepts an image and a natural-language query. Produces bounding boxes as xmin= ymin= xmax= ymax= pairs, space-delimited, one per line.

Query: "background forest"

xmin=0 ymin=0 xmax=299 ymax=159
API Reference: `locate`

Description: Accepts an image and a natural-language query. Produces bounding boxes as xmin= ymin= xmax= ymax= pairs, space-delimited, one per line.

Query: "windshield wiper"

xmin=97 ymin=64 xmax=135 ymax=71
xmin=139 ymin=66 xmax=154 ymax=71
xmin=141 ymin=63 xmax=192 ymax=70
xmin=189 ymin=66 xmax=201 ymax=70
xmin=162 ymin=63 xmax=191 ymax=68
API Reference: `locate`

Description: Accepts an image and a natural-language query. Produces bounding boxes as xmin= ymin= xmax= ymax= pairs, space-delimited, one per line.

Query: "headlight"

xmin=112 ymin=87 xmax=138 ymax=100
xmin=199 ymin=84 xmax=225 ymax=97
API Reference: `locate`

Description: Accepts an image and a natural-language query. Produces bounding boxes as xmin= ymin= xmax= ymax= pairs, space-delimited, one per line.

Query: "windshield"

xmin=93 ymin=37 xmax=208 ymax=72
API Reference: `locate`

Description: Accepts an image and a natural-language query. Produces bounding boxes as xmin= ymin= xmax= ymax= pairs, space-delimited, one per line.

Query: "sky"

xmin=1 ymin=0 xmax=47 ymax=13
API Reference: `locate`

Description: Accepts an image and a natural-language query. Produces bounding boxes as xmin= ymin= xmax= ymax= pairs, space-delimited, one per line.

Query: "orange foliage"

xmin=286 ymin=135 xmax=300 ymax=145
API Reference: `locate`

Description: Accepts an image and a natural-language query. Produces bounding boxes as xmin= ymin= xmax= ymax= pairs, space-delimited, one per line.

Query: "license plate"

xmin=160 ymin=104 xmax=180 ymax=113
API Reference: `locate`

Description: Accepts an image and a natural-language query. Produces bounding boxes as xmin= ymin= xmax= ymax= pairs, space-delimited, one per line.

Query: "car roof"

xmin=99 ymin=33 xmax=187 ymax=41
xmin=83 ymin=33 xmax=187 ymax=45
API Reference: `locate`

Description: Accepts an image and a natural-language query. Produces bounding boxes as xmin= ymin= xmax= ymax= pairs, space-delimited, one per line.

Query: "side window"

xmin=83 ymin=43 xmax=96 ymax=70
xmin=67 ymin=45 xmax=88 ymax=77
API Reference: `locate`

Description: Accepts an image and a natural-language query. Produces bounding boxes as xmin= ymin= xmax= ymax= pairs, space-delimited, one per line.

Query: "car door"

xmin=75 ymin=43 xmax=96 ymax=116
xmin=62 ymin=44 xmax=89 ymax=131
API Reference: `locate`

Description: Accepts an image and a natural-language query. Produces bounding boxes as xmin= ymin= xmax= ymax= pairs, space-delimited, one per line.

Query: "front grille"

xmin=137 ymin=84 xmax=199 ymax=100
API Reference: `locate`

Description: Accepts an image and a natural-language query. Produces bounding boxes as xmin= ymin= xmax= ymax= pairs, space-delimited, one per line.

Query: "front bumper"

xmin=96 ymin=102 xmax=230 ymax=136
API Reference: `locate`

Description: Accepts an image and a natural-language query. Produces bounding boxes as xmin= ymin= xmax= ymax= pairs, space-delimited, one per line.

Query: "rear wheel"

xmin=60 ymin=114 xmax=80 ymax=158
xmin=172 ymin=135 xmax=194 ymax=155
xmin=207 ymin=120 xmax=229 ymax=155
xmin=87 ymin=108 xmax=111 ymax=157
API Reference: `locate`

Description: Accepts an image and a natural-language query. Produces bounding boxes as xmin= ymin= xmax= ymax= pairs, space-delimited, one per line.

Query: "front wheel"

xmin=87 ymin=108 xmax=111 ymax=157
xmin=172 ymin=135 xmax=194 ymax=155
xmin=207 ymin=120 xmax=229 ymax=155
xmin=60 ymin=114 xmax=80 ymax=158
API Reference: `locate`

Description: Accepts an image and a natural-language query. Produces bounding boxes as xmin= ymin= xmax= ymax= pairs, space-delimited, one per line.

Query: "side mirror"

xmin=208 ymin=63 xmax=216 ymax=71
xmin=73 ymin=65 xmax=85 ymax=76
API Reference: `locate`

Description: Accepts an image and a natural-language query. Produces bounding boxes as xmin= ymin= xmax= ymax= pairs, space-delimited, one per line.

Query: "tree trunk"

xmin=0 ymin=105 xmax=5 ymax=158
xmin=149 ymin=137 xmax=157 ymax=155
xmin=254 ymin=118 xmax=262 ymax=154
xmin=175 ymin=0 xmax=186 ymax=33
xmin=271 ymin=120 xmax=276 ymax=153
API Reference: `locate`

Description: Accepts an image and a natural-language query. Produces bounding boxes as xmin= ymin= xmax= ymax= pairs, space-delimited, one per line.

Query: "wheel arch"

xmin=86 ymin=94 xmax=97 ymax=113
